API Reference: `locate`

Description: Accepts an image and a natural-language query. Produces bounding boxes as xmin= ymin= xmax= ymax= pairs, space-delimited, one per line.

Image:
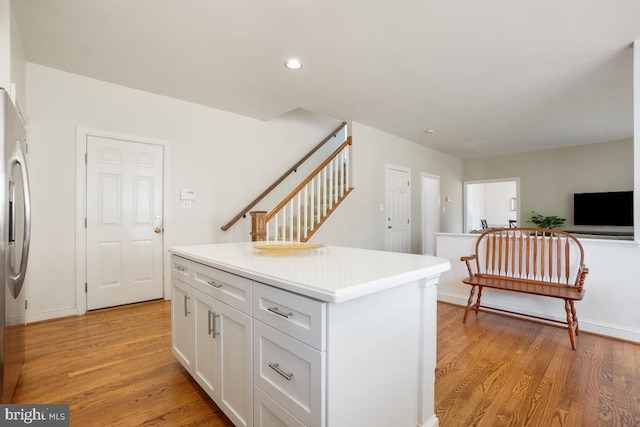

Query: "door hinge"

xmin=408 ymin=218 xmax=410 ymax=224
xmin=85 ymin=283 xmax=88 ymax=293
xmin=25 ymin=300 xmax=28 ymax=310
xmin=85 ymin=152 xmax=88 ymax=163
xmin=407 ymin=180 xmax=410 ymax=186
xmin=84 ymin=218 xmax=87 ymax=228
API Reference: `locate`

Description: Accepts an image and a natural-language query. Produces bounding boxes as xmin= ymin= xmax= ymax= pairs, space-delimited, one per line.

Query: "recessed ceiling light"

xmin=424 ymin=129 xmax=435 ymax=134
xmin=285 ymin=58 xmax=302 ymax=70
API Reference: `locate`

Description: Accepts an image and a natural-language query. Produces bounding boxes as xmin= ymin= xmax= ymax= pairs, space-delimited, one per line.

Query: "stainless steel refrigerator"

xmin=0 ymin=88 xmax=31 ymax=403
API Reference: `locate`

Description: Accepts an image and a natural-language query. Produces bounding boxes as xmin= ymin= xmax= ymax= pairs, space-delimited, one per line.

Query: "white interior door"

xmin=86 ymin=135 xmax=164 ymax=310
xmin=385 ymin=165 xmax=411 ymax=253
xmin=421 ymin=174 xmax=440 ymax=255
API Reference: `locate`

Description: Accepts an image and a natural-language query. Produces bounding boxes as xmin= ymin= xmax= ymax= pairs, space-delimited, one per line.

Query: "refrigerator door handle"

xmin=8 ymin=141 xmax=31 ymax=298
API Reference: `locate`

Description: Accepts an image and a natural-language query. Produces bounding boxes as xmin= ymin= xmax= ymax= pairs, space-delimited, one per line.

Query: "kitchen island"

xmin=169 ymin=242 xmax=450 ymax=427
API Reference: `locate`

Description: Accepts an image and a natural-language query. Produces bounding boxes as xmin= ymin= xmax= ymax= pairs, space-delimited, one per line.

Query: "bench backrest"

xmin=472 ymin=228 xmax=585 ymax=287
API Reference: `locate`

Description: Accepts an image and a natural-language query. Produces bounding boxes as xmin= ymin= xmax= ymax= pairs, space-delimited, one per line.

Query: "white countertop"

xmin=169 ymin=242 xmax=451 ymax=303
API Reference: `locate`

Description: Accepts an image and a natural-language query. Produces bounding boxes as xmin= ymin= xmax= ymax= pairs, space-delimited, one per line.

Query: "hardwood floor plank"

xmin=13 ymin=300 xmax=234 ymax=427
xmin=11 ymin=299 xmax=640 ymax=427
xmin=436 ymin=302 xmax=640 ymax=427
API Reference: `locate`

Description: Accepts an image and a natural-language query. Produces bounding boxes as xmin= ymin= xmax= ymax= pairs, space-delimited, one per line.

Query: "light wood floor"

xmin=12 ymin=300 xmax=640 ymax=426
xmin=437 ymin=302 xmax=640 ymax=427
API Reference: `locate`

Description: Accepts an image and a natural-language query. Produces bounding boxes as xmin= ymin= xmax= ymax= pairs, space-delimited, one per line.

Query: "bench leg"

xmin=565 ymin=299 xmax=577 ymax=350
xmin=570 ymin=300 xmax=579 ymax=336
xmin=475 ymin=286 xmax=483 ymax=312
xmin=463 ymin=285 xmax=483 ymax=323
xmin=463 ymin=285 xmax=476 ymax=323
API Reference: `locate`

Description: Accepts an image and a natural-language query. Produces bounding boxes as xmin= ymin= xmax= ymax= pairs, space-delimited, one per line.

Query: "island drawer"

xmin=254 ymin=386 xmax=306 ymax=427
xmin=171 ymin=255 xmax=191 ymax=282
xmin=192 ymin=262 xmax=252 ymax=315
xmin=253 ymin=321 xmax=324 ymax=427
xmin=253 ymin=282 xmax=326 ymax=351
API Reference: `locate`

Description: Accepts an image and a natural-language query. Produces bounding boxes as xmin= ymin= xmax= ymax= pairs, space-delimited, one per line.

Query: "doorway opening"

xmin=421 ymin=173 xmax=440 ymax=255
xmin=76 ymin=128 xmax=169 ymax=315
xmin=464 ymin=178 xmax=519 ymax=233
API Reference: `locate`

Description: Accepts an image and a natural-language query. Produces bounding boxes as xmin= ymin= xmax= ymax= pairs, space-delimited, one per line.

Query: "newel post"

xmin=250 ymin=211 xmax=267 ymax=242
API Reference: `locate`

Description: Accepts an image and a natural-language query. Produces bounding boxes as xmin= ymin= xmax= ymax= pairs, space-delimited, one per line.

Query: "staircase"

xmin=253 ymin=137 xmax=353 ymax=243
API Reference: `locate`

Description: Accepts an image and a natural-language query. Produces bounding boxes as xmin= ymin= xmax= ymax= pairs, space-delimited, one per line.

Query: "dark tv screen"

xmin=573 ymin=191 xmax=633 ymax=226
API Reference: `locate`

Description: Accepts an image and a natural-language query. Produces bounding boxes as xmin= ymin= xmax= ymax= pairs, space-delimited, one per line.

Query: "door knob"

xmin=154 ymin=227 xmax=162 ymax=234
xmin=388 ymin=226 xmax=393 ymax=229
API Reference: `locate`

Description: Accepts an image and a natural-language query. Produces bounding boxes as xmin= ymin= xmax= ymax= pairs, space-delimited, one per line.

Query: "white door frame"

xmin=463 ymin=177 xmax=520 ymax=233
xmin=75 ymin=128 xmax=171 ymax=315
xmin=384 ymin=164 xmax=411 ymax=253
xmin=420 ymin=173 xmax=440 ymax=255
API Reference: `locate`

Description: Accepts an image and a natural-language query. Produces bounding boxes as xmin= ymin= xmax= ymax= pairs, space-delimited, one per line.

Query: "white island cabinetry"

xmin=170 ymin=243 xmax=450 ymax=427
xmin=171 ymin=255 xmax=252 ymax=427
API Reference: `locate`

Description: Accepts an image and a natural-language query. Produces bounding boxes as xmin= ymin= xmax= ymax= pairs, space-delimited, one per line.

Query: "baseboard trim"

xmin=419 ymin=414 xmax=439 ymax=427
xmin=27 ymin=306 xmax=78 ymax=324
xmin=437 ymin=292 xmax=640 ymax=344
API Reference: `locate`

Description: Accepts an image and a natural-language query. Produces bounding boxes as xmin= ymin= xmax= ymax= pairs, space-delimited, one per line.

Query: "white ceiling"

xmin=11 ymin=0 xmax=640 ymax=159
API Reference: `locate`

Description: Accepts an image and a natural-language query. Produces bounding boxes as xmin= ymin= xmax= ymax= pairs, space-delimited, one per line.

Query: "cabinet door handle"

xmin=207 ymin=280 xmax=223 ymax=288
xmin=210 ymin=311 xmax=220 ymax=339
xmin=183 ymin=295 xmax=191 ymax=316
xmin=268 ymin=363 xmax=293 ymax=381
xmin=267 ymin=306 xmax=293 ymax=319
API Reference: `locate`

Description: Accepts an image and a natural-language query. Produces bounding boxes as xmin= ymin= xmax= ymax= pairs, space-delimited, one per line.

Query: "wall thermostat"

xmin=180 ymin=189 xmax=196 ymax=200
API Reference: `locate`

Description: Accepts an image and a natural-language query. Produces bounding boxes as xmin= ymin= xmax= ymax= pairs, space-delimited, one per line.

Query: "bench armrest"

xmin=575 ymin=264 xmax=589 ymax=292
xmin=460 ymin=254 xmax=477 ymax=277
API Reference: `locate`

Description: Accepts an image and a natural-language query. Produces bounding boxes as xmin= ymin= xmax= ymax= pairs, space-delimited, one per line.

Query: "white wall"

xmin=436 ymin=233 xmax=640 ymax=343
xmin=24 ymin=64 xmax=464 ymax=321
xmin=309 ymin=122 xmax=463 ymax=252
xmin=24 ymin=63 xmax=344 ymax=320
xmin=463 ymin=139 xmax=633 ymax=233
xmin=0 ymin=0 xmax=26 ymax=108
xmin=0 ymin=0 xmax=9 ymax=92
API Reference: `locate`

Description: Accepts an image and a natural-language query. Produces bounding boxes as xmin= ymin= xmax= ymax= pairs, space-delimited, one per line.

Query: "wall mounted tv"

xmin=573 ymin=191 xmax=633 ymax=226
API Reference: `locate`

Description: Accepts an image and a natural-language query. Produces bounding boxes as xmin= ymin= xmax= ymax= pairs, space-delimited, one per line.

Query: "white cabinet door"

xmin=193 ymin=288 xmax=253 ymax=427
xmin=217 ymin=299 xmax=253 ymax=427
xmin=171 ymin=278 xmax=193 ymax=371
xmin=193 ymin=289 xmax=217 ymax=398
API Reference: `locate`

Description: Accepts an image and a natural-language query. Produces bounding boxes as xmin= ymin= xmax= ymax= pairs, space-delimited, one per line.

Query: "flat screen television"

xmin=573 ymin=191 xmax=633 ymax=226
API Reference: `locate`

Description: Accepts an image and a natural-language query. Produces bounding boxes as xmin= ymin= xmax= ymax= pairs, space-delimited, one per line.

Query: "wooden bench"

xmin=460 ymin=227 xmax=589 ymax=350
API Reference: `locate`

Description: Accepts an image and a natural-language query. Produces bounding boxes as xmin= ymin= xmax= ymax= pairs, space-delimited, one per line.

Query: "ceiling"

xmin=11 ymin=0 xmax=640 ymax=159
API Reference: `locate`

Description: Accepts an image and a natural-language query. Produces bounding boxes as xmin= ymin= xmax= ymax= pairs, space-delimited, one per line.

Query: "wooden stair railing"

xmin=253 ymin=137 xmax=353 ymax=243
xmin=221 ymin=122 xmax=347 ymax=231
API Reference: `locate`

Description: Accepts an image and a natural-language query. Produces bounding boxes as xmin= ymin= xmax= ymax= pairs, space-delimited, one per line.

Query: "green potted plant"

xmin=529 ymin=211 xmax=566 ymax=229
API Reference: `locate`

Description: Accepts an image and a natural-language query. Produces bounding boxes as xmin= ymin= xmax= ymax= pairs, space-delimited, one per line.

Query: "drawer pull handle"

xmin=183 ymin=295 xmax=190 ymax=316
xmin=269 ymin=363 xmax=293 ymax=381
xmin=207 ymin=280 xmax=223 ymax=288
xmin=267 ymin=307 xmax=292 ymax=319
xmin=174 ymin=265 xmax=185 ymax=272
xmin=208 ymin=310 xmax=220 ymax=338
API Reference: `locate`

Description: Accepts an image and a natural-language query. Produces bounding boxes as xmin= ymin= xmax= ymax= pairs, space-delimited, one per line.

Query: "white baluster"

xmin=340 ymin=147 xmax=347 ymax=197
xmin=266 ymin=218 xmax=270 ymax=241
xmin=303 ymin=186 xmax=308 ymax=239
xmin=310 ymin=176 xmax=315 ymax=231
xmin=345 ymin=146 xmax=350 ymax=190
xmin=322 ymin=168 xmax=328 ymax=216
xmin=334 ymin=157 xmax=339 ymax=203
xmin=274 ymin=213 xmax=279 ymax=242
xmin=330 ymin=157 xmax=335 ymax=204
xmin=296 ymin=193 xmax=301 ymax=242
